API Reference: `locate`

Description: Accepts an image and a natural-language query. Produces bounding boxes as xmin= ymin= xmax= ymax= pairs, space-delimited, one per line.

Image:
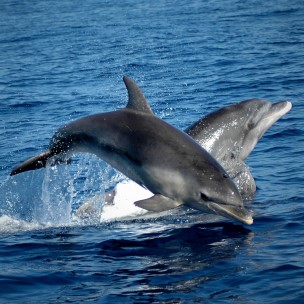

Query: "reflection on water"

xmin=97 ymin=222 xmax=254 ymax=301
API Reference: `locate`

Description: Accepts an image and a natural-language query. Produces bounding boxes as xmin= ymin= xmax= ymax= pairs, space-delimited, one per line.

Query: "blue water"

xmin=1 ymin=0 xmax=304 ymax=303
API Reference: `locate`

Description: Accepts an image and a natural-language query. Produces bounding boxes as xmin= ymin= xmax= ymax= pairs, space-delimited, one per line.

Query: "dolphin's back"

xmin=56 ymin=108 xmax=223 ymax=174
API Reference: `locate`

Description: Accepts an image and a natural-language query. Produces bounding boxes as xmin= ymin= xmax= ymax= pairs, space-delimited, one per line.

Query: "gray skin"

xmin=102 ymin=99 xmax=292 ymax=209
xmin=186 ymin=99 xmax=292 ymax=197
xmin=10 ymin=77 xmax=253 ymax=225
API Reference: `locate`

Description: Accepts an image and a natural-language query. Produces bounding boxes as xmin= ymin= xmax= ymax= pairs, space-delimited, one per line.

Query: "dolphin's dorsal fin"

xmin=123 ymin=76 xmax=154 ymax=115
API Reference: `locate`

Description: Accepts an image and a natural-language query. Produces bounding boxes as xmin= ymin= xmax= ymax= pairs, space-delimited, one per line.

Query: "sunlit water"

xmin=0 ymin=0 xmax=304 ymax=303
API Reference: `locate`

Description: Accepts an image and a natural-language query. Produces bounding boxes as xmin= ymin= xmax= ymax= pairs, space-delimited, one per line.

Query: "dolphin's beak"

xmin=272 ymin=101 xmax=292 ymax=117
xmin=206 ymin=201 xmax=253 ymax=225
xmin=259 ymin=101 xmax=292 ymax=135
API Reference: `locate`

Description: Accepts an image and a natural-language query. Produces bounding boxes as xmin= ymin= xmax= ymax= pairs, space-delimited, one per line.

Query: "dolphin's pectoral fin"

xmin=123 ymin=76 xmax=154 ymax=115
xmin=134 ymin=195 xmax=183 ymax=212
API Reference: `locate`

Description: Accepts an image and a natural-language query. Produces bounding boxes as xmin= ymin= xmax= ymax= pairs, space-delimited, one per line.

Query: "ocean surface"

xmin=0 ymin=0 xmax=304 ymax=303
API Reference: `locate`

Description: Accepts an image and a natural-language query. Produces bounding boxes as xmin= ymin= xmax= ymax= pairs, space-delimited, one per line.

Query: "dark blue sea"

xmin=1 ymin=0 xmax=304 ymax=303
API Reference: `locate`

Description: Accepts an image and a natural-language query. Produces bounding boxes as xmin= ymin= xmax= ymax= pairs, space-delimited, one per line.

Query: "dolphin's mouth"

xmin=261 ymin=101 xmax=292 ymax=130
xmin=206 ymin=201 xmax=253 ymax=225
xmin=272 ymin=101 xmax=292 ymax=116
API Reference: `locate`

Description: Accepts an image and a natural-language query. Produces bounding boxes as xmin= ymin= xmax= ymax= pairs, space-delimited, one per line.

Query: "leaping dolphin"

xmin=10 ymin=77 xmax=253 ymax=225
xmin=92 ymin=97 xmax=292 ymax=215
xmin=186 ymin=99 xmax=292 ymax=196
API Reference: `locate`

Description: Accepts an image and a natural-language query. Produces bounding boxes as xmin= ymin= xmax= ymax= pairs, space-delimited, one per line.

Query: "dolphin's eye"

xmin=247 ymin=121 xmax=255 ymax=130
xmin=223 ymin=173 xmax=229 ymax=178
xmin=200 ymin=193 xmax=209 ymax=201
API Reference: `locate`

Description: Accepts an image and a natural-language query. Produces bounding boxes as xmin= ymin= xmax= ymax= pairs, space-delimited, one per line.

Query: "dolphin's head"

xmin=199 ymin=173 xmax=253 ymax=225
xmin=236 ymin=99 xmax=292 ymax=160
xmin=187 ymin=99 xmax=292 ymax=163
xmin=185 ymin=155 xmax=253 ymax=225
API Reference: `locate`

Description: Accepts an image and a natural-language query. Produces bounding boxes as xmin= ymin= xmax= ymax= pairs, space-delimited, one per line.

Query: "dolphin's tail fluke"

xmin=10 ymin=150 xmax=53 ymax=176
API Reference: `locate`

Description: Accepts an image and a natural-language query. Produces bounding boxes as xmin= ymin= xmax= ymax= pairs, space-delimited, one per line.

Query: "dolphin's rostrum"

xmin=11 ymin=77 xmax=253 ymax=225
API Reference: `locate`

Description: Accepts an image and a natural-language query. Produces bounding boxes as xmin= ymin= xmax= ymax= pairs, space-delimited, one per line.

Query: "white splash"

xmin=0 ymin=215 xmax=41 ymax=233
xmin=100 ymin=180 xmax=151 ymax=221
xmin=74 ymin=180 xmax=151 ymax=222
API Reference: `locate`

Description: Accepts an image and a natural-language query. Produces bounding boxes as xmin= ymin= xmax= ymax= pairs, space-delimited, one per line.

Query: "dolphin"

xmin=92 ymin=98 xmax=291 ymax=217
xmin=10 ymin=77 xmax=253 ymax=225
xmin=186 ymin=99 xmax=292 ymax=196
